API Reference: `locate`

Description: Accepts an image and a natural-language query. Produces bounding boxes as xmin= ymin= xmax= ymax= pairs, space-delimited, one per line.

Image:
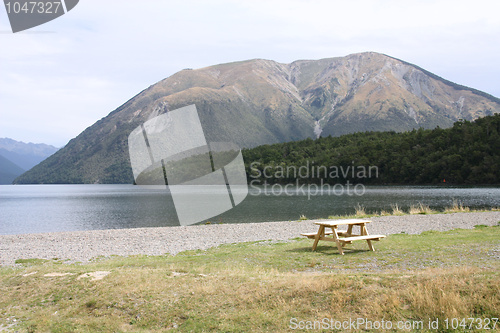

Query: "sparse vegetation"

xmin=391 ymin=203 xmax=405 ymax=215
xmin=0 ymin=226 xmax=498 ymax=332
xmin=444 ymin=199 xmax=471 ymax=213
xmin=328 ymin=204 xmax=498 ymax=220
xmin=354 ymin=203 xmax=367 ymax=217
xmin=408 ymin=203 xmax=435 ymax=215
xmin=14 ymin=258 xmax=50 ymax=265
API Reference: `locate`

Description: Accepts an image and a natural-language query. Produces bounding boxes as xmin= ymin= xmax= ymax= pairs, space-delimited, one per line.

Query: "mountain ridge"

xmin=383 ymin=54 xmax=500 ymax=104
xmin=0 ymin=138 xmax=59 ymax=184
xmin=14 ymin=52 xmax=500 ymax=184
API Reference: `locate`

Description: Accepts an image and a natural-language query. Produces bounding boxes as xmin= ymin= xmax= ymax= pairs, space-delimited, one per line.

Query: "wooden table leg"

xmin=331 ymin=226 xmax=344 ymax=255
xmin=312 ymin=225 xmax=325 ymax=251
xmin=346 ymin=224 xmax=353 ymax=236
xmin=361 ymin=223 xmax=375 ymax=251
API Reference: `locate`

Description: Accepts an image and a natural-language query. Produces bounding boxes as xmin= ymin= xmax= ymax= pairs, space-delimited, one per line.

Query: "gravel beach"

xmin=1 ymin=212 xmax=499 ymax=266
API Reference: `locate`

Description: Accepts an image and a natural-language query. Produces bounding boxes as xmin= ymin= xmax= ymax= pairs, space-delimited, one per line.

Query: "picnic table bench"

xmin=301 ymin=219 xmax=385 ymax=255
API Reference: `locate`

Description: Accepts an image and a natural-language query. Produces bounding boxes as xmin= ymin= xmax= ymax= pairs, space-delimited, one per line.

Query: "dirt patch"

xmin=77 ymin=271 xmax=111 ymax=281
xmin=43 ymin=272 xmax=74 ymax=277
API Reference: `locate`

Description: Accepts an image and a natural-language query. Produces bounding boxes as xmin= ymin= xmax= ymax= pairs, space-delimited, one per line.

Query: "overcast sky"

xmin=1 ymin=0 xmax=499 ymax=147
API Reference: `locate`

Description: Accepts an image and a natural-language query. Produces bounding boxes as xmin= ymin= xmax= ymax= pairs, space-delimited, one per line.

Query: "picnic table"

xmin=301 ymin=219 xmax=385 ymax=255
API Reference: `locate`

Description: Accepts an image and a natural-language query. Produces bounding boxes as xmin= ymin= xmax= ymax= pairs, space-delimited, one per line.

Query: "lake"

xmin=0 ymin=184 xmax=499 ymax=235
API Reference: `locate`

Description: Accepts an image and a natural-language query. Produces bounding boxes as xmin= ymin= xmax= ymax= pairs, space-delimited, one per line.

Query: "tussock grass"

xmin=391 ymin=203 xmax=405 ymax=216
xmin=444 ymin=199 xmax=471 ymax=213
xmin=408 ymin=203 xmax=436 ymax=215
xmin=328 ymin=203 xmax=497 ymax=220
xmin=354 ymin=203 xmax=367 ymax=217
xmin=0 ymin=226 xmax=499 ymax=332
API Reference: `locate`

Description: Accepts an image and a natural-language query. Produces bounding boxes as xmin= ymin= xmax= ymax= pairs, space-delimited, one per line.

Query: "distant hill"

xmin=0 ymin=138 xmax=59 ymax=184
xmin=14 ymin=52 xmax=500 ymax=184
xmin=0 ymin=138 xmax=59 ymax=171
xmin=0 ymin=154 xmax=25 ymax=184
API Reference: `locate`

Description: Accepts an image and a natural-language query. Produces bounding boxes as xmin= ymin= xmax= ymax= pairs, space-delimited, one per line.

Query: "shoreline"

xmin=1 ymin=211 xmax=499 ymax=266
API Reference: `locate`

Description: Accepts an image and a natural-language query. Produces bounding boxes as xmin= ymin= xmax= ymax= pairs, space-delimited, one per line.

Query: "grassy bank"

xmin=1 ymin=223 xmax=499 ymax=332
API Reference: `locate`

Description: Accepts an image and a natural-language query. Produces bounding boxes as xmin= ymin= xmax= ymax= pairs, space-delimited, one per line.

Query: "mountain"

xmin=0 ymin=154 xmax=25 ymax=184
xmin=0 ymin=138 xmax=59 ymax=184
xmin=14 ymin=52 xmax=500 ymax=184
xmin=0 ymin=138 xmax=59 ymax=171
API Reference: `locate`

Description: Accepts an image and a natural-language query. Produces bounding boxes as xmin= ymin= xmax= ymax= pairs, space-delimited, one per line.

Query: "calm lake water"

xmin=0 ymin=184 xmax=499 ymax=235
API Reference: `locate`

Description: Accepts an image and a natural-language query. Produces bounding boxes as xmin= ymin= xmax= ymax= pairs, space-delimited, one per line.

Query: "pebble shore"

xmin=1 ymin=212 xmax=499 ymax=266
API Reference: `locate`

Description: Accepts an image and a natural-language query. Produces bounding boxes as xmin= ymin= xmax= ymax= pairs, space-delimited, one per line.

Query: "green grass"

xmin=0 ymin=226 xmax=499 ymax=332
xmin=14 ymin=258 xmax=51 ymax=265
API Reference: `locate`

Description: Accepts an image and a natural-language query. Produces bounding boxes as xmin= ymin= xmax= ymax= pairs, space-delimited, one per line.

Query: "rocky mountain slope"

xmin=14 ymin=52 xmax=500 ymax=184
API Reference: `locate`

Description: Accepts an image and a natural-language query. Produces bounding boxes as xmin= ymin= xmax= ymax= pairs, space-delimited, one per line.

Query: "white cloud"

xmin=1 ymin=0 xmax=499 ymax=146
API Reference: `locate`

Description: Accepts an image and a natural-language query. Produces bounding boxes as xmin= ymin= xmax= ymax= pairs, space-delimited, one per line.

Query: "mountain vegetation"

xmin=243 ymin=114 xmax=500 ymax=185
xmin=13 ymin=52 xmax=500 ymax=184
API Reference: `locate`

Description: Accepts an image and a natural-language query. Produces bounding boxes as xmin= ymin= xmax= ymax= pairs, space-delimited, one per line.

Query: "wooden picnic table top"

xmin=314 ymin=219 xmax=372 ymax=227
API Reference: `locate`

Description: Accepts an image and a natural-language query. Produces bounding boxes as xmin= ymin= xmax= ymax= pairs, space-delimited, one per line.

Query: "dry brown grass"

xmin=0 ymin=226 xmax=499 ymax=332
xmin=390 ymin=203 xmax=405 ymax=216
xmin=328 ymin=203 xmax=498 ymax=221
xmin=3 ymin=267 xmax=498 ymax=332
xmin=354 ymin=203 xmax=367 ymax=217
xmin=444 ymin=199 xmax=471 ymax=213
xmin=409 ymin=202 xmax=436 ymax=215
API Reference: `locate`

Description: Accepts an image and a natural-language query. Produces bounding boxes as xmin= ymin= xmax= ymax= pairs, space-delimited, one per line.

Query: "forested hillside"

xmin=243 ymin=114 xmax=500 ymax=185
